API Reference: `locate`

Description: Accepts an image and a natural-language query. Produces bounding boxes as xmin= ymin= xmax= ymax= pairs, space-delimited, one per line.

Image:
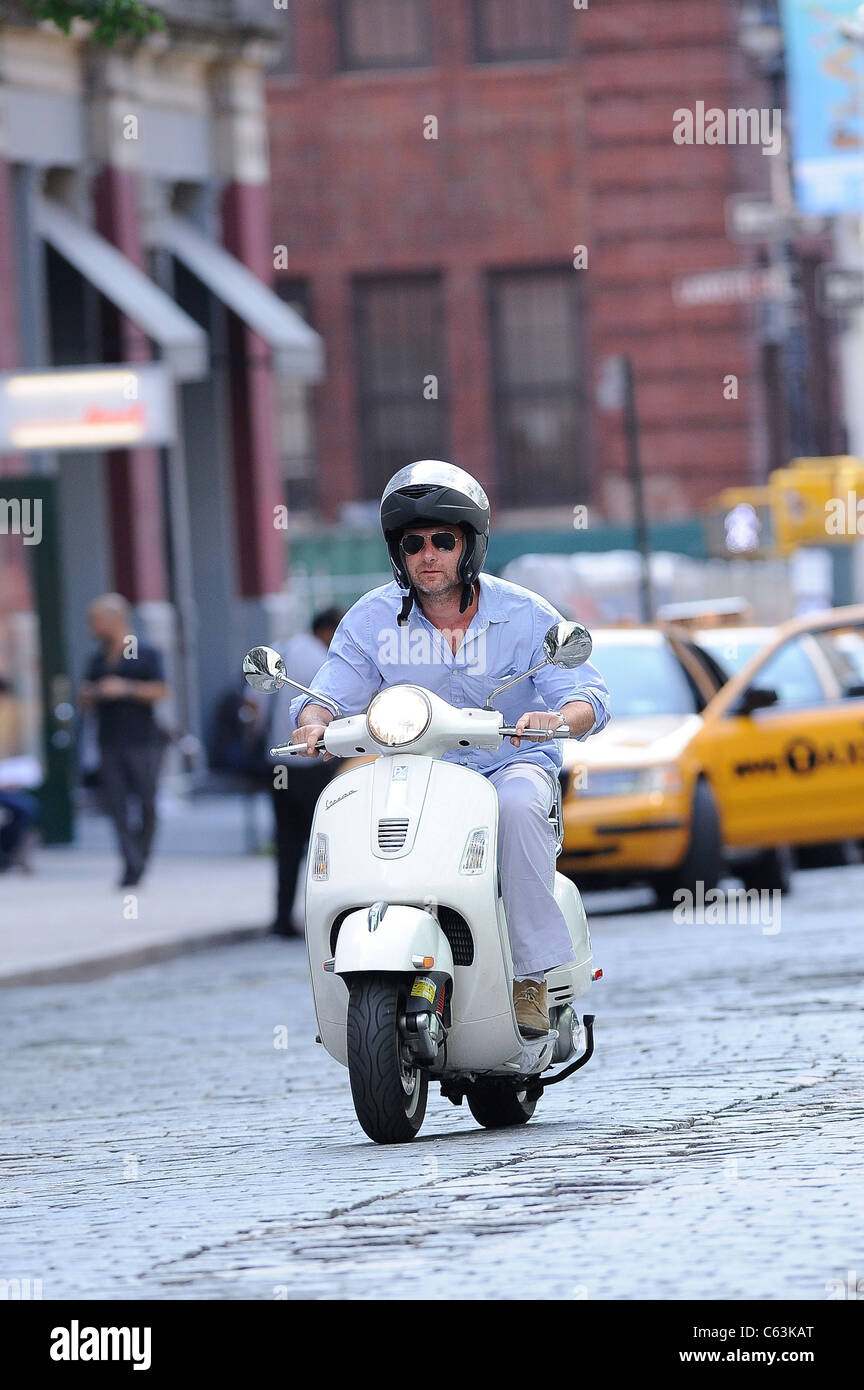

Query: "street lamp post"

xmin=834 ymin=4 xmax=864 ymax=602
xmin=597 ymin=354 xmax=654 ymax=623
xmin=620 ymin=358 xmax=654 ymax=625
xmin=737 ymin=2 xmax=816 ymax=468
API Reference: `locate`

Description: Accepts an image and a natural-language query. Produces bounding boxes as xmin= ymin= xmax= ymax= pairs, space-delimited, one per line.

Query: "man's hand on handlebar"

xmin=293 ymin=703 xmax=336 ymax=761
xmin=289 ymin=724 xmax=330 ymax=759
xmin=510 ymin=710 xmax=566 ymax=748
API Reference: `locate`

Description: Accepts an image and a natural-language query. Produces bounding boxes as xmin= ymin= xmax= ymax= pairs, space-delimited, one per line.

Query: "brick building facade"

xmin=0 ymin=0 xmax=323 ymax=792
xmin=268 ymin=0 xmax=837 ymax=527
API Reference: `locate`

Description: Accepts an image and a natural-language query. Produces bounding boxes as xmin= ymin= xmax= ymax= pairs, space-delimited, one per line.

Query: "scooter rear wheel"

xmin=347 ymin=976 xmax=428 ymax=1144
xmin=465 ymin=1081 xmax=537 ymax=1129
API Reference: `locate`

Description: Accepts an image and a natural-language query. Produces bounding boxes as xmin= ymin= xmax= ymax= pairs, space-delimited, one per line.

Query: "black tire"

xmin=738 ymin=845 xmax=794 ymax=894
xmin=346 ymin=976 xmax=428 ymax=1144
xmin=653 ymin=778 xmax=723 ymax=910
xmin=797 ymin=841 xmax=854 ymax=870
xmin=465 ymin=1080 xmax=537 ymax=1130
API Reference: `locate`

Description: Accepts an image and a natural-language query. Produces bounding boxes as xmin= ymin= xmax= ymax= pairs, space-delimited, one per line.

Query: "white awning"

xmin=147 ymin=213 xmax=324 ymax=381
xmin=34 ymin=197 xmax=208 ymax=381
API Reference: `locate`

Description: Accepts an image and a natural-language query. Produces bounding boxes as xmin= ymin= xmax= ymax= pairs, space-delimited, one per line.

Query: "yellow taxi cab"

xmin=559 ymin=605 xmax=864 ymax=903
xmin=694 ymin=608 xmax=864 ymax=867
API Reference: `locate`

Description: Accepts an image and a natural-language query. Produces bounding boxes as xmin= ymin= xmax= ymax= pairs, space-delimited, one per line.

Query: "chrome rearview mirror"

xmin=243 ymin=645 xmax=288 ymax=692
xmin=242 ymin=645 xmax=343 ymax=716
xmin=485 ymin=621 xmax=593 ymax=708
xmin=543 ymin=621 xmax=593 ymax=669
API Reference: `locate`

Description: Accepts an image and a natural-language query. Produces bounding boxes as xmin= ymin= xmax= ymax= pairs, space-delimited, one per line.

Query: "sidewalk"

xmin=0 ymin=793 xmax=276 ymax=985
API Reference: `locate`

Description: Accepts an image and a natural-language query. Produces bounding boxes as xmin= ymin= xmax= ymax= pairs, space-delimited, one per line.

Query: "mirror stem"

xmin=279 ymin=677 xmax=342 ymax=717
xmin=485 ymin=659 xmax=549 ymax=710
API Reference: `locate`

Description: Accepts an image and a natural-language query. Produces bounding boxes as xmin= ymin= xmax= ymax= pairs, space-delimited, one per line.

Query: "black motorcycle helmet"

xmin=380 ymin=461 xmax=491 ymax=623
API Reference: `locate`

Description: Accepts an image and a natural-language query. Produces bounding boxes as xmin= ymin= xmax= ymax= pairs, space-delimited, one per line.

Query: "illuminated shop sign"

xmin=0 ymin=364 xmax=176 ymax=451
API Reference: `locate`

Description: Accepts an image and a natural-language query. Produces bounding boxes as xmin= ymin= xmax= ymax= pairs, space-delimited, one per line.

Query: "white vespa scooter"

xmin=243 ymin=621 xmax=600 ymax=1145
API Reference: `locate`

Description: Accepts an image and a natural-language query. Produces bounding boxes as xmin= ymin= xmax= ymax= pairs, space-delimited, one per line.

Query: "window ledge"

xmin=470 ymin=58 xmax=573 ymax=73
xmin=334 ymin=65 xmax=438 ymax=80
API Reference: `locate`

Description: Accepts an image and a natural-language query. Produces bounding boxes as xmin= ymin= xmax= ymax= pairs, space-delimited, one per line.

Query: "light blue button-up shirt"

xmin=287 ymin=573 xmax=610 ymax=777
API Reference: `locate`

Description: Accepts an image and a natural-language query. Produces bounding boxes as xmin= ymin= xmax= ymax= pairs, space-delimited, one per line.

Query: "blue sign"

xmin=781 ymin=0 xmax=864 ymax=213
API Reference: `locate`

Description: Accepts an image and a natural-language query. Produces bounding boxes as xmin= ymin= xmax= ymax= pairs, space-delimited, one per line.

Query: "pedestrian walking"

xmin=269 ymin=607 xmax=343 ymax=936
xmin=79 ymin=594 xmax=168 ymax=888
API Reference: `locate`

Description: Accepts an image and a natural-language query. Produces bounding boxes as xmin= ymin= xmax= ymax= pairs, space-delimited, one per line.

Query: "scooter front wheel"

xmin=347 ymin=976 xmax=428 ymax=1144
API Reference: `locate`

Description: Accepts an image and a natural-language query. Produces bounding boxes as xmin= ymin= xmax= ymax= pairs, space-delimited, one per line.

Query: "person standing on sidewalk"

xmin=79 ymin=594 xmax=168 ymax=888
xmin=268 ymin=607 xmax=343 ymax=937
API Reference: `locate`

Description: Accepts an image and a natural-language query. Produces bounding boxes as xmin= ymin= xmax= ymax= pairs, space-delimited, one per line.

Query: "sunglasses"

xmin=400 ymin=531 xmax=458 ymax=556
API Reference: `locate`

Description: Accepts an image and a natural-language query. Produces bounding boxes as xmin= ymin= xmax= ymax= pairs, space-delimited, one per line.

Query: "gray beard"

xmin=412 ymin=575 xmax=462 ymax=599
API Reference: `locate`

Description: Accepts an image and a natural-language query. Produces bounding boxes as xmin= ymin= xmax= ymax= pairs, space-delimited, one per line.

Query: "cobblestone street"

xmin=3 ymin=866 xmax=863 ymax=1301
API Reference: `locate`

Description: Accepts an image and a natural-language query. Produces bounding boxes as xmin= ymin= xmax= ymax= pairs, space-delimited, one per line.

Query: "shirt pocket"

xmin=459 ymin=661 xmax=527 ymax=715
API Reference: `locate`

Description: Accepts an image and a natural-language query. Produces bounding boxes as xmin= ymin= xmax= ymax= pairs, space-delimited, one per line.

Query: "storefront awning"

xmin=147 ymin=213 xmax=324 ymax=381
xmin=34 ymin=197 xmax=208 ymax=381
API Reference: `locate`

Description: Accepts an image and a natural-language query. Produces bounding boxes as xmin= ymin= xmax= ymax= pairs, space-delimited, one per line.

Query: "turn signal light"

xmin=312 ymin=833 xmax=329 ymax=880
xmin=460 ymin=826 xmax=489 ymax=874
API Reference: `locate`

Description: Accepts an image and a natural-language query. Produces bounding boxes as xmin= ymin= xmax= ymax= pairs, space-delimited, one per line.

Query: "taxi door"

xmin=695 ymin=630 xmax=864 ymax=849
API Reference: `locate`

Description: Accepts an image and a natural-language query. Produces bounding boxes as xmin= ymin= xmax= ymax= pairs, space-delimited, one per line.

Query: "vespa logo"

xmin=324 ymin=788 xmax=358 ymax=811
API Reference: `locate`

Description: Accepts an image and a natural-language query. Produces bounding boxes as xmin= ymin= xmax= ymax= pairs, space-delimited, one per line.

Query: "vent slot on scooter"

xmin=377 ymin=817 xmax=410 ymax=850
xmin=438 ymin=906 xmax=474 ymax=966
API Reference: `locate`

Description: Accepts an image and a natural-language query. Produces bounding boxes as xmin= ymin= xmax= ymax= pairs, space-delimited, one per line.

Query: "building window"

xmin=354 ymin=275 xmax=447 ymax=498
xmin=488 ymin=268 xmax=585 ymax=509
xmin=275 ymin=280 xmax=317 ymax=513
xmin=337 ymin=0 xmax=431 ymax=70
xmin=472 ymin=0 xmax=568 ymax=63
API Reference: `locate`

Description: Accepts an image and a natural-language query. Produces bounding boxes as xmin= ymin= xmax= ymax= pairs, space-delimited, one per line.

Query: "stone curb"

xmin=0 ymin=923 xmax=275 ymax=988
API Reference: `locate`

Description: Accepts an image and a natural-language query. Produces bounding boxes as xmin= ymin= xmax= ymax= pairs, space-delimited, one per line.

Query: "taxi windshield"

xmin=591 ymin=639 xmax=700 ymax=717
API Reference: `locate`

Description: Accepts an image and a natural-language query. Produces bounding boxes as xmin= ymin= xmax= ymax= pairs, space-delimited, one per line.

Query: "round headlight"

xmin=367 ymin=687 xmax=432 ymax=747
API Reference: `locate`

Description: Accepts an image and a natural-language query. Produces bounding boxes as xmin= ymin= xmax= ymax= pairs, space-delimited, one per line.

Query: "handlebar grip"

xmin=269 ymin=741 xmax=325 ymax=757
xmin=499 ymin=726 xmax=570 ymax=739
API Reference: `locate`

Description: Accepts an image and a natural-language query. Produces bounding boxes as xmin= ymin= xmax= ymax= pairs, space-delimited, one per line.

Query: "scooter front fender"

xmin=334 ymin=904 xmax=454 ymax=980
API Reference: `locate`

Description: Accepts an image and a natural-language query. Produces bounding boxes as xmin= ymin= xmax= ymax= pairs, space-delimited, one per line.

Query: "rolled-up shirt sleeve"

xmin=528 ymin=610 xmax=611 ymax=741
xmin=287 ymin=607 xmax=382 ymax=731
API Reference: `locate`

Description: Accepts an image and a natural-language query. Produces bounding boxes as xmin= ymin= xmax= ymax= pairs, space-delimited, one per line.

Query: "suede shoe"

xmin=513 ymin=979 xmax=549 ymax=1037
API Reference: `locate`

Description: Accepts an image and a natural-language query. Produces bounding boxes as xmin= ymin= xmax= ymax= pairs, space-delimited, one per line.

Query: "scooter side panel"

xmin=545 ymin=873 xmax=594 ymax=1003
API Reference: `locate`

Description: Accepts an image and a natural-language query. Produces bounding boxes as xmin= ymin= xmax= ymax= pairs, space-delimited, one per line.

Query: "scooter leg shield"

xmin=334 ymin=904 xmax=455 ymax=980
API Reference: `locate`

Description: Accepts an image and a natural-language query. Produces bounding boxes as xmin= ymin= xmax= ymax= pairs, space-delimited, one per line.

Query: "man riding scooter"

xmin=289 ymin=461 xmax=610 ymax=1038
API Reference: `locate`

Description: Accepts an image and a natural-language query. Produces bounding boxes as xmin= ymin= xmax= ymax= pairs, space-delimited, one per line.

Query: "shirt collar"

xmin=404 ymin=573 xmax=505 ymax=636
xmin=475 ymin=573 xmax=506 ymax=627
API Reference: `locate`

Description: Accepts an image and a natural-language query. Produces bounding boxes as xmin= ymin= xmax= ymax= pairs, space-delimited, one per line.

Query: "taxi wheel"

xmin=652 ymin=779 xmax=722 ymax=909
xmin=796 ymin=841 xmax=854 ymax=870
xmin=739 ymin=846 xmax=794 ymax=894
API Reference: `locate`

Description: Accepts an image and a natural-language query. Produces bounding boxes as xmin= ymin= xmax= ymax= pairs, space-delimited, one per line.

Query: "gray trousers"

xmin=488 ymin=762 xmax=577 ymax=979
xmin=99 ymin=742 xmax=161 ymax=877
